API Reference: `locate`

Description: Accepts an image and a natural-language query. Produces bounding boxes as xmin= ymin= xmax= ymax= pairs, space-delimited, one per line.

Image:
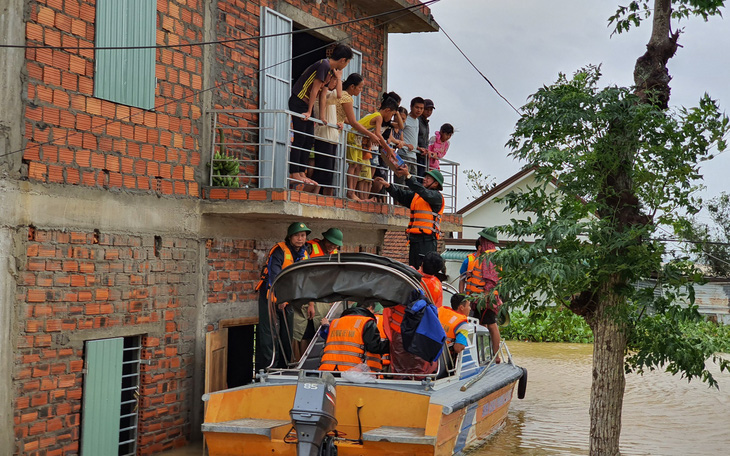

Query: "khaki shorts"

xmin=291 ymin=302 xmax=333 ymax=341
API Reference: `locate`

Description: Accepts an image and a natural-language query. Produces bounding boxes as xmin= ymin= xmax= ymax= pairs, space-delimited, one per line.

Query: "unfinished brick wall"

xmin=23 ymin=0 xmax=203 ymax=196
xmin=15 ymin=228 xmax=199 ymax=455
xmin=206 ymin=239 xmax=261 ymax=306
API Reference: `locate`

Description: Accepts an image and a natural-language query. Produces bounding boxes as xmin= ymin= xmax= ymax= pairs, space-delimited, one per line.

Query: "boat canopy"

xmin=270 ymin=253 xmax=423 ymax=307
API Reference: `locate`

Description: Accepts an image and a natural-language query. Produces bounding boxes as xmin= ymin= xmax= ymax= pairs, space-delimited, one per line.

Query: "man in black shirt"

xmin=417 ymin=99 xmax=434 ymax=177
xmin=288 ymin=44 xmax=353 ymax=187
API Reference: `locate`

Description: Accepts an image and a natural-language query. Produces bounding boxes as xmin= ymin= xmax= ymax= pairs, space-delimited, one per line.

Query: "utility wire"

xmin=0 ymin=3 xmax=438 ymax=160
xmin=0 ymin=0 xmax=440 ymax=51
xmin=438 ymin=24 xmax=521 ymax=115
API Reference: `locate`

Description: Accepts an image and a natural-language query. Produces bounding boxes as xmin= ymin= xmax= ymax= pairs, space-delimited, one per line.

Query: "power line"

xmin=438 ymin=24 xmax=521 ymax=115
xmin=0 ymin=0 xmax=440 ymax=51
xmin=0 ymin=2 xmax=439 ymax=160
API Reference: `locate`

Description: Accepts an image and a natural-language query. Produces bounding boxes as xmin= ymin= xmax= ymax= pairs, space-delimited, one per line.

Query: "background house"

xmin=442 ymin=168 xmax=555 ymax=286
xmin=0 ymin=1 xmax=463 ymax=454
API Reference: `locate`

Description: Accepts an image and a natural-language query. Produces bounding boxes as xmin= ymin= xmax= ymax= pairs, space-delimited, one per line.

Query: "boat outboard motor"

xmin=290 ymin=371 xmax=338 ymax=456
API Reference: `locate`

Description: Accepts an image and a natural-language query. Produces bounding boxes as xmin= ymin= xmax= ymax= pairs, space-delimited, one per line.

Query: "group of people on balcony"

xmin=288 ymin=43 xmax=455 ymax=201
xmin=255 ymin=221 xmax=504 ymax=375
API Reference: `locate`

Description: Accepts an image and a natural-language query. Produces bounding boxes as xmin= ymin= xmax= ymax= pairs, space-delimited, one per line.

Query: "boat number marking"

xmin=303 ymin=383 xmax=320 ymax=390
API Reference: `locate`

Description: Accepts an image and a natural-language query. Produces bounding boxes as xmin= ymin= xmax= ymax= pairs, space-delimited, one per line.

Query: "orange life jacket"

xmin=438 ymin=306 xmax=468 ymax=347
xmin=464 ymin=249 xmax=501 ymax=306
xmin=320 ymin=314 xmax=382 ymax=372
xmin=406 ymin=194 xmax=445 ymax=239
xmin=421 ymin=274 xmax=443 ymax=307
xmin=464 ymin=252 xmax=486 ymax=295
xmin=255 ymin=242 xmax=309 ymax=293
xmin=375 ymin=314 xmax=390 ymax=367
xmin=307 ymin=239 xmax=338 ymax=258
xmin=383 ymin=305 xmax=405 ymax=334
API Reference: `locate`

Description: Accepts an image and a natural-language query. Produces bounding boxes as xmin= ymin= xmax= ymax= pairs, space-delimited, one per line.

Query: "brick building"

xmin=0 ymin=1 xmax=460 ymax=454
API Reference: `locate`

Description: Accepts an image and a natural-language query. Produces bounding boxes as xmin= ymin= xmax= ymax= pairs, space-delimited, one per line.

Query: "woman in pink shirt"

xmin=427 ymin=123 xmax=454 ymax=170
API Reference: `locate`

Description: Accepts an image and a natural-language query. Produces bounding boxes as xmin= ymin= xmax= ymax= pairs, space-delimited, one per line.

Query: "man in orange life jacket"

xmin=420 ymin=251 xmax=444 ymax=308
xmin=460 ymin=227 xmax=502 ymax=362
xmin=255 ymin=222 xmax=311 ymax=371
xmin=319 ymin=302 xmax=389 ymax=372
xmin=375 ymin=168 xmax=444 ymax=270
xmin=291 ymin=228 xmax=344 ymax=360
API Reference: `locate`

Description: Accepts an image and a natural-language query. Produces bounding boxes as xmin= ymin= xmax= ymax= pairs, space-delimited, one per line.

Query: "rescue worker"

xmin=292 ymin=228 xmax=345 ymax=360
xmin=319 ymin=302 xmax=389 ymax=372
xmin=460 ymin=227 xmax=502 ymax=362
xmin=420 ymin=251 xmax=444 ymax=307
xmin=439 ymin=294 xmax=470 ymax=356
xmin=307 ymin=227 xmax=343 ymax=257
xmin=255 ymin=222 xmax=311 ymax=371
xmin=381 ymin=299 xmax=438 ymax=376
xmin=375 ymin=168 xmax=444 ymax=270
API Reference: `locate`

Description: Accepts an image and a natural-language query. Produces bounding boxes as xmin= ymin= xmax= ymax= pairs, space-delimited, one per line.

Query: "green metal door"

xmin=94 ymin=0 xmax=156 ymax=109
xmin=81 ymin=338 xmax=124 ymax=456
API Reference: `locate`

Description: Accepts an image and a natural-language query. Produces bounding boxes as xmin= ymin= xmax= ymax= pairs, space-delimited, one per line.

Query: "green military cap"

xmin=477 ymin=227 xmax=499 ymax=243
xmin=321 ymin=228 xmax=343 ymax=247
xmin=287 ymin=222 xmax=311 ymax=237
xmin=425 ymin=169 xmax=444 ymax=190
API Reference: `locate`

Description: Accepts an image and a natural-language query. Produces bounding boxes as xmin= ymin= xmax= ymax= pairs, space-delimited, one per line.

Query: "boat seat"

xmin=362 ymin=426 xmax=436 ymax=445
xmin=201 ymin=418 xmax=290 ymax=437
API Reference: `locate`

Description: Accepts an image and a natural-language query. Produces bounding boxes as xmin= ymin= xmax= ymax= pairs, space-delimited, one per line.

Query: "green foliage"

xmin=675 ymin=192 xmax=730 ymax=277
xmin=463 ymin=169 xmax=496 ymax=200
xmin=610 ymin=1 xmax=725 ymax=35
xmin=491 ymin=66 xmax=730 ymax=386
xmin=628 ymin=304 xmax=730 ymax=385
xmin=502 ymin=307 xmax=594 ymax=343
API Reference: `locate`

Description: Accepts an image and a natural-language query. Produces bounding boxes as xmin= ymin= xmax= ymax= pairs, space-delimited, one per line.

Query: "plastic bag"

xmin=341 ymin=363 xmax=376 ymax=383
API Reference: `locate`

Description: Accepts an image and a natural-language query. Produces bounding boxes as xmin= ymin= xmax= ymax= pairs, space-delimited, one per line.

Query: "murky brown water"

xmin=471 ymin=341 xmax=730 ymax=456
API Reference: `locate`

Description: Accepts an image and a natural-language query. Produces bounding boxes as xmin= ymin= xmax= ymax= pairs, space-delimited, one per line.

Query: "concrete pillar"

xmin=0 ymin=0 xmax=25 ymax=450
xmin=0 ymin=227 xmax=18 ymax=454
xmin=0 ymin=0 xmax=25 ymax=176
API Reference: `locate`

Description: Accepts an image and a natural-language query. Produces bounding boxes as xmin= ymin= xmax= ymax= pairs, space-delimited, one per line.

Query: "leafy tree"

xmin=463 ymin=168 xmax=495 ymax=200
xmin=489 ymin=2 xmax=729 ymax=454
xmin=676 ymin=192 xmax=730 ymax=277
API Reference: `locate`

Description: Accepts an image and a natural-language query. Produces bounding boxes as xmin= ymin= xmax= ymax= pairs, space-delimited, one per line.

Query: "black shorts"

xmin=480 ymin=307 xmax=497 ymax=325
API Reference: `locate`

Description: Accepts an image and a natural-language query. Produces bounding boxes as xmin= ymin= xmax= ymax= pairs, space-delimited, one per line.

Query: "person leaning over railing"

xmin=288 ymin=44 xmax=353 ymax=187
xmin=352 ymin=95 xmax=399 ymax=201
xmin=331 ymin=73 xmax=380 ymax=200
xmin=311 ymin=70 xmax=343 ymax=196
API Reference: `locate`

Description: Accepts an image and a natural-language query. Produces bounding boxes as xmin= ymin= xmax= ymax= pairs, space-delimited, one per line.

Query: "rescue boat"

xmin=202 ymin=253 xmax=526 ymax=455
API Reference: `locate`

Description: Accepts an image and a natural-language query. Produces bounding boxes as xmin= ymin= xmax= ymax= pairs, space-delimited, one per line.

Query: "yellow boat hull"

xmin=203 ymin=379 xmax=517 ymax=455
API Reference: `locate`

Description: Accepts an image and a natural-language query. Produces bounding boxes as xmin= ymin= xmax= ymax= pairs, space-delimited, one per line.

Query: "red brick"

xmin=37 ymin=7 xmax=55 ymax=26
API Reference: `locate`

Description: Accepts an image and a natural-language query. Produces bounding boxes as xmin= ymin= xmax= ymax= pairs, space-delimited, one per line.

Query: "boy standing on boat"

xmin=420 ymin=251 xmax=444 ymax=308
xmin=460 ymin=227 xmax=503 ymax=362
xmin=255 ymin=222 xmax=311 ymax=371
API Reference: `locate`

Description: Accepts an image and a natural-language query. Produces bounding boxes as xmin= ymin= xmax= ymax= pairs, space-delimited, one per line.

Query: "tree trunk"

xmin=587 ymin=278 xmax=628 ymax=456
xmin=634 ymin=0 xmax=678 ymax=109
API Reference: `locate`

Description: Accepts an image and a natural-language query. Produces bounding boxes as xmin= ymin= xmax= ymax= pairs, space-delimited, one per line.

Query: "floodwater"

xmin=161 ymin=341 xmax=730 ymax=456
xmin=471 ymin=341 xmax=730 ymax=456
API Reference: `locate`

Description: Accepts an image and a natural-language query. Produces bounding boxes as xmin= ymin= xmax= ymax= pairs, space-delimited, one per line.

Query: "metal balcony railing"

xmin=207 ymin=109 xmax=459 ymax=212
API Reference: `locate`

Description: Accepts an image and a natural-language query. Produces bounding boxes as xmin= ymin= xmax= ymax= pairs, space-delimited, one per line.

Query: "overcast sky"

xmin=387 ymin=0 xmax=730 ymax=220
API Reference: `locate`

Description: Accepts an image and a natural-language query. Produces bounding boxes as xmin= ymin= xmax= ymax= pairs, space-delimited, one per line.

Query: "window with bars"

xmin=119 ymin=336 xmax=141 ymax=456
